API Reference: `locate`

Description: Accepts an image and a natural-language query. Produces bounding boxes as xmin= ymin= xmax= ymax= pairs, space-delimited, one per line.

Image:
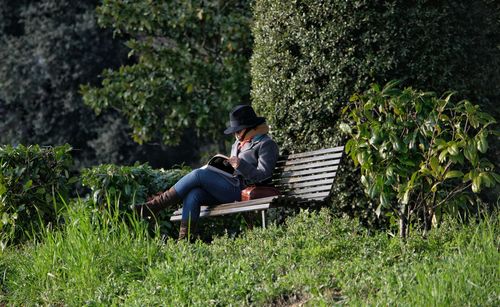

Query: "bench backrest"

xmin=273 ymin=146 xmax=344 ymax=202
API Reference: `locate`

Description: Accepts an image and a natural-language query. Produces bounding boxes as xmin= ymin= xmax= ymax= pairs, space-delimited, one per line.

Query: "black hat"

xmin=224 ymin=105 xmax=266 ymax=134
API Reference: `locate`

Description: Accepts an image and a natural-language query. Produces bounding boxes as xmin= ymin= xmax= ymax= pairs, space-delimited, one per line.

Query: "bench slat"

xmin=277 ymin=158 xmax=341 ymax=172
xmin=277 ymin=178 xmax=334 ymax=189
xmin=276 ymin=172 xmax=337 ymax=184
xmin=278 ymin=165 xmax=339 ymax=178
xmin=171 ymin=203 xmax=273 ymax=221
xmin=286 ymin=191 xmax=330 ymax=200
xmin=285 ymin=185 xmax=332 ymax=195
xmin=276 ymin=152 xmax=343 ymax=166
xmin=285 ymin=146 xmax=344 ymax=159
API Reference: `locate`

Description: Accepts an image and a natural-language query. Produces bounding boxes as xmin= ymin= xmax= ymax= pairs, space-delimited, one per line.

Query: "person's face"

xmin=234 ymin=129 xmax=246 ymax=140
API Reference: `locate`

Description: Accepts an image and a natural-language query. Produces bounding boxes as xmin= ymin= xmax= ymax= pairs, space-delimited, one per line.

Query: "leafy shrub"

xmin=80 ymin=163 xmax=190 ymax=236
xmin=341 ymin=81 xmax=499 ymax=237
xmin=251 ymin=0 xmax=500 ymax=224
xmin=0 ymin=144 xmax=75 ymax=245
xmin=82 ymin=0 xmax=253 ymax=146
xmin=80 ymin=163 xmax=190 ymax=211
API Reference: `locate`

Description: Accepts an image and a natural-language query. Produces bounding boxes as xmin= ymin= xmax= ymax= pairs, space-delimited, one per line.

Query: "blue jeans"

xmin=173 ymin=168 xmax=241 ymax=222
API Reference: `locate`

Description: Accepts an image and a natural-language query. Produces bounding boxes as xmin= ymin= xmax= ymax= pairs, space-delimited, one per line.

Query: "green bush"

xmin=0 ymin=144 xmax=75 ymax=245
xmin=80 ymin=163 xmax=190 ymax=210
xmin=251 ymin=0 xmax=500 ymax=224
xmin=342 ymin=81 xmax=498 ymax=237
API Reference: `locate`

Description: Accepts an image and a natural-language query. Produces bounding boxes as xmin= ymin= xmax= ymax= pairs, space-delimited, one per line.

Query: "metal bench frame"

xmin=170 ymin=146 xmax=344 ymax=226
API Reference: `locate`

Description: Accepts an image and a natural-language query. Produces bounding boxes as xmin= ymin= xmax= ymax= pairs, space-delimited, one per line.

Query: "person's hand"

xmin=228 ymin=156 xmax=240 ymax=169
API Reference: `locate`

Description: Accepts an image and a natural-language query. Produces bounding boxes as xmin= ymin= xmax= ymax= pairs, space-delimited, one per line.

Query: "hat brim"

xmin=224 ymin=117 xmax=266 ymax=134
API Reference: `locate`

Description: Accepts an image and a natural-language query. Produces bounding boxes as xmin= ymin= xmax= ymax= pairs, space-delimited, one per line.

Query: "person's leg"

xmin=177 ymin=169 xmax=241 ymax=241
xmin=181 ymin=188 xmax=218 ymax=222
xmin=174 ymin=168 xmax=241 ymax=204
xmin=136 ymin=168 xmax=240 ymax=224
xmin=179 ymin=188 xmax=218 ymax=240
xmin=134 ymin=186 xmax=179 ymax=219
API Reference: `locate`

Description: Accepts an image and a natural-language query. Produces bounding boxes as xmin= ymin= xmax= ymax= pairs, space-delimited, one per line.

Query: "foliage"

xmin=1 ymin=207 xmax=498 ymax=305
xmin=82 ymin=0 xmax=253 ymax=146
xmin=341 ymin=81 xmax=499 ymax=236
xmin=0 ymin=144 xmax=75 ymax=245
xmin=80 ymin=163 xmax=190 ymax=212
xmin=0 ymin=0 xmax=166 ymax=168
xmin=80 ymin=163 xmax=189 ymax=235
xmin=251 ymin=0 xmax=500 ymax=222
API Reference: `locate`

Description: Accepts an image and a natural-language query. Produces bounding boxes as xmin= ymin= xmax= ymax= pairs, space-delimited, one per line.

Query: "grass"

xmin=0 ymin=199 xmax=498 ymax=306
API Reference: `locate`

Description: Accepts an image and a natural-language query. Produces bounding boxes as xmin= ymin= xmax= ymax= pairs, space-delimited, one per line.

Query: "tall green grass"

xmin=1 ymin=199 xmax=498 ymax=306
xmin=0 ymin=198 xmax=162 ymax=305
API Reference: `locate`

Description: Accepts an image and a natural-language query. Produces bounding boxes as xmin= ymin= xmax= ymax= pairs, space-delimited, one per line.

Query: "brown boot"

xmin=178 ymin=219 xmax=198 ymax=242
xmin=135 ymin=187 xmax=180 ymax=220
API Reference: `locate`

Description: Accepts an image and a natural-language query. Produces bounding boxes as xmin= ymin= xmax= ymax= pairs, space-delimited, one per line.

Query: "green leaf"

xmin=0 ymin=183 xmax=6 ymax=196
xmin=375 ymin=203 xmax=382 ymax=217
xmin=447 ymin=143 xmax=459 ymax=156
xmin=430 ymin=157 xmax=440 ymax=173
xmin=68 ymin=177 xmax=79 ymax=184
xmin=471 ymin=175 xmax=481 ymax=193
xmin=479 ymin=173 xmax=494 ymax=188
xmin=23 ymin=180 xmax=33 ymax=191
xmin=2 ymin=213 xmax=9 ymax=225
xmin=464 ymin=142 xmax=478 ymax=165
xmin=367 ymin=183 xmax=378 ymax=199
xmin=385 ymin=167 xmax=394 ymax=177
xmin=360 ymin=175 xmax=369 ymax=188
xmin=438 ymin=150 xmax=448 ymax=163
xmin=444 ymin=170 xmax=464 ymax=180
xmin=476 ymin=133 xmax=488 ymax=153
xmin=492 ymin=172 xmax=500 ymax=183
xmin=379 ymin=192 xmax=389 ymax=209
xmin=345 ymin=139 xmax=355 ymax=154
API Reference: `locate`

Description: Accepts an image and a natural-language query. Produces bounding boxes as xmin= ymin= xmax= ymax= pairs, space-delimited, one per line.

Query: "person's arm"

xmin=235 ymin=140 xmax=279 ymax=184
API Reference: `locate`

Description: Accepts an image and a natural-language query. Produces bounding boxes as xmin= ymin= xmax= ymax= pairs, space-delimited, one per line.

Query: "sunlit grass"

xmin=0 ymin=198 xmax=498 ymax=306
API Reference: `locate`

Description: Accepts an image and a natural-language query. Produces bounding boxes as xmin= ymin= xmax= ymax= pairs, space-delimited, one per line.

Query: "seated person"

xmin=135 ymin=105 xmax=279 ymax=240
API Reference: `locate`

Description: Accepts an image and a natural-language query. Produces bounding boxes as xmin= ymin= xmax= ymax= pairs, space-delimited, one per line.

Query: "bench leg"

xmin=261 ymin=211 xmax=266 ymax=229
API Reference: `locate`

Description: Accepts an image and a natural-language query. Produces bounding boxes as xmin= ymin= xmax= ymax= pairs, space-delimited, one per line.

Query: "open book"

xmin=201 ymin=154 xmax=235 ymax=178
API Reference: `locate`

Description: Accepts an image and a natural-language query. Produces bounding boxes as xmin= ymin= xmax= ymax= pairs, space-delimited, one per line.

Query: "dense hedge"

xmin=0 ymin=144 xmax=75 ymax=244
xmin=251 ymin=0 xmax=500 ymax=222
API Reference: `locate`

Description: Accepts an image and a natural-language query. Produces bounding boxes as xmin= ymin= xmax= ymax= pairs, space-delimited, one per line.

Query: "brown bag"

xmin=241 ymin=185 xmax=280 ymax=201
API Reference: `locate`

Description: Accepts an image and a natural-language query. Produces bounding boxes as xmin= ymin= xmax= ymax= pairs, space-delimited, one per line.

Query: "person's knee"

xmin=193 ymin=168 xmax=212 ymax=180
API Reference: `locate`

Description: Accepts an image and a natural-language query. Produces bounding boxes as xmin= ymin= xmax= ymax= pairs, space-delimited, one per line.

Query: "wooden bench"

xmin=170 ymin=146 xmax=344 ymax=226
